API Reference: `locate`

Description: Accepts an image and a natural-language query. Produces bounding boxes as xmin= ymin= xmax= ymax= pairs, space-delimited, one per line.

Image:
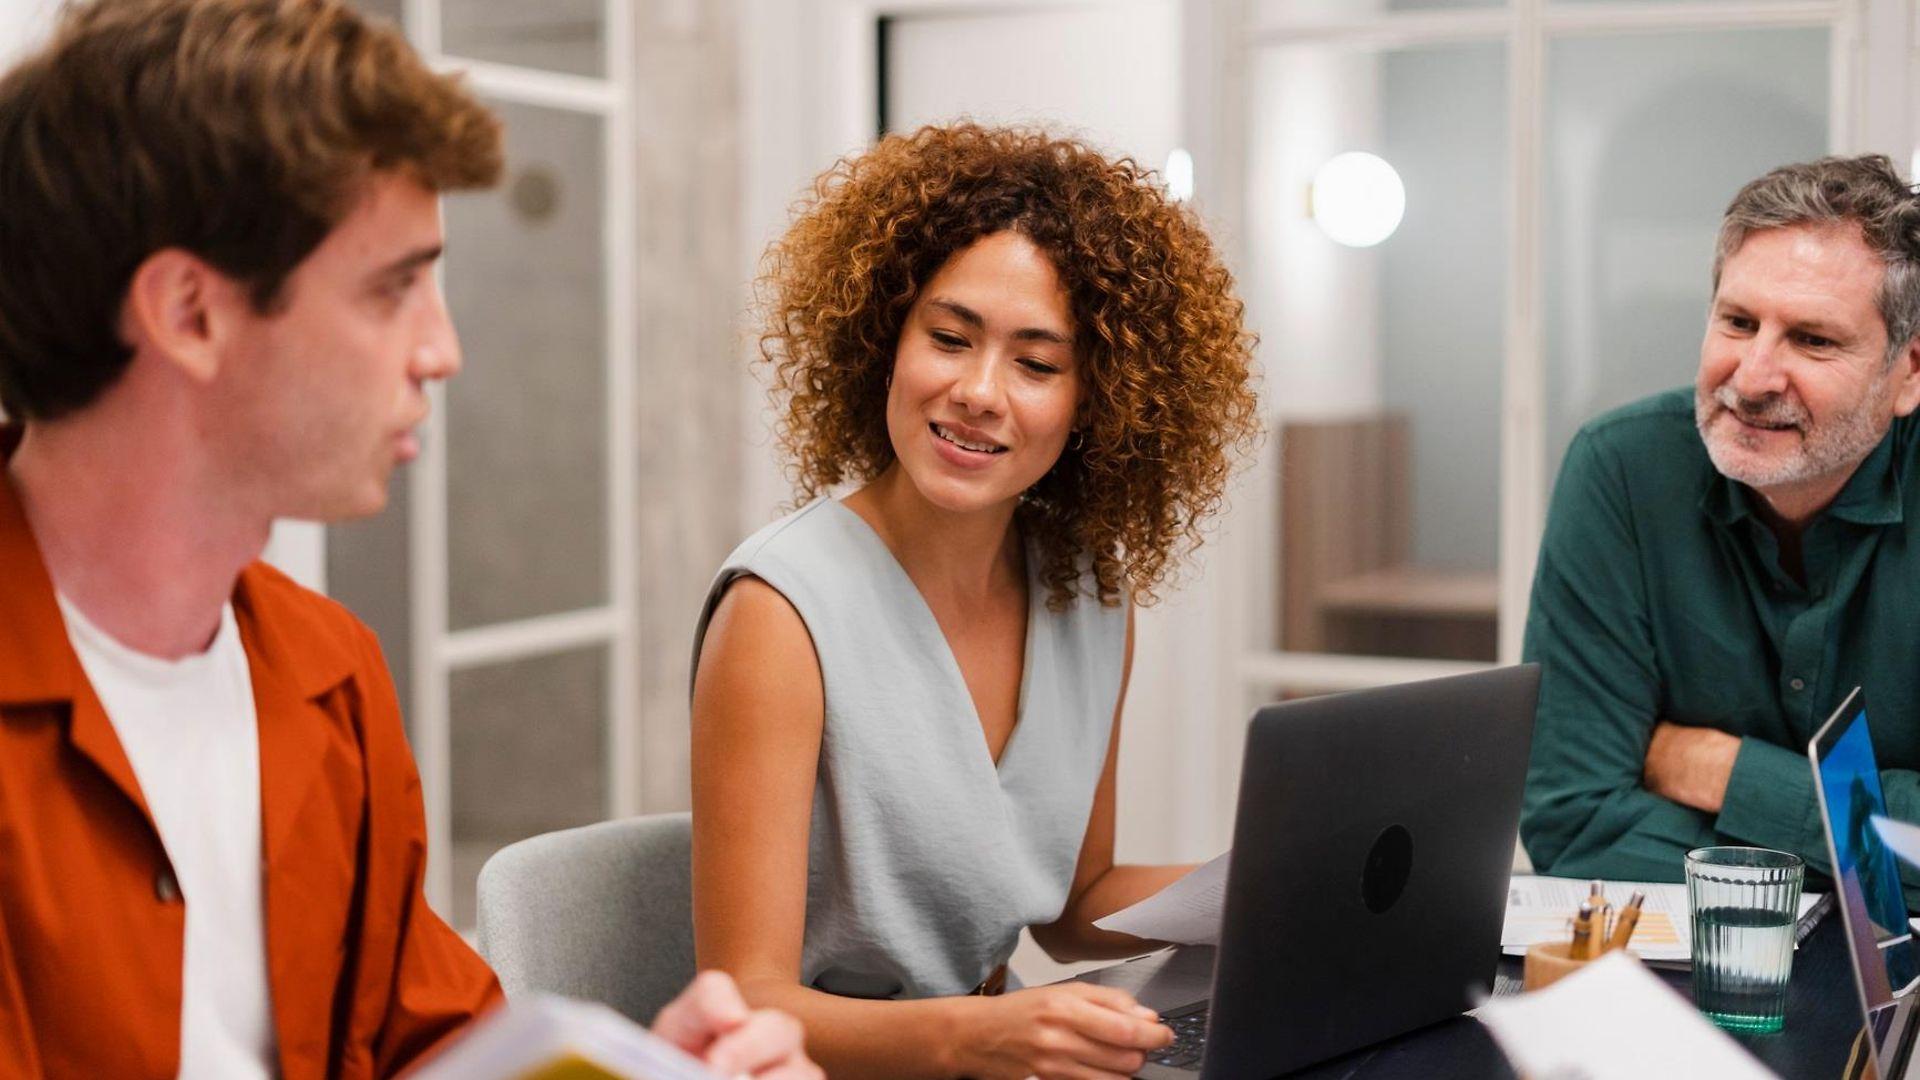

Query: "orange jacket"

xmin=0 ymin=468 xmax=502 ymax=1078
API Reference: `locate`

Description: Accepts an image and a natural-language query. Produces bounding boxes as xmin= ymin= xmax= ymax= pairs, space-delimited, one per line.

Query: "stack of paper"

xmin=1476 ymin=952 xmax=1777 ymax=1079
xmin=1504 ymin=875 xmax=1824 ymax=964
xmin=406 ymin=994 xmax=719 ymax=1080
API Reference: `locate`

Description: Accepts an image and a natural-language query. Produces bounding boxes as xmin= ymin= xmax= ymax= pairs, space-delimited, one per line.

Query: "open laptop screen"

xmin=1812 ymin=688 xmax=1920 ymax=1078
xmin=1812 ymin=688 xmax=1920 ymax=1008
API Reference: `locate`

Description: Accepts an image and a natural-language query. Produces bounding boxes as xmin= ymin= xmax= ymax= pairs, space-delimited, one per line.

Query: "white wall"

xmin=1245 ymin=46 xmax=1384 ymax=423
xmin=737 ymin=0 xmax=836 ymax=535
xmin=883 ymin=5 xmax=1179 ymax=167
xmin=0 ymin=0 xmax=56 ymax=67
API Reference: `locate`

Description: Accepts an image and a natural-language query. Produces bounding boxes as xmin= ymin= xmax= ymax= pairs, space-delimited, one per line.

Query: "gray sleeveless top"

xmin=691 ymin=498 xmax=1126 ymax=999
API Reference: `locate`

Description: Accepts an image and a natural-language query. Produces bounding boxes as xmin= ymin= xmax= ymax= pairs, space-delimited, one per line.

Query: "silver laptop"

xmin=1069 ymin=665 xmax=1539 ymax=1078
xmin=1811 ymin=687 xmax=1920 ymax=1079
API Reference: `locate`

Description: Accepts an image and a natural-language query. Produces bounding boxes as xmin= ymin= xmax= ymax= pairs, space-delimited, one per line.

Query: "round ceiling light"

xmin=1310 ymin=151 xmax=1406 ymax=248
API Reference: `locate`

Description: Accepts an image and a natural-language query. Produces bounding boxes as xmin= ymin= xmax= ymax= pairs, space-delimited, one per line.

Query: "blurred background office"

xmin=1 ymin=0 xmax=1914 ymax=946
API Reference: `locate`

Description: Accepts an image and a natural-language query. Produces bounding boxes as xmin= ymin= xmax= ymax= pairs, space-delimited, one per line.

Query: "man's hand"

xmin=651 ymin=970 xmax=823 ymax=1080
xmin=1644 ymin=722 xmax=1742 ymax=813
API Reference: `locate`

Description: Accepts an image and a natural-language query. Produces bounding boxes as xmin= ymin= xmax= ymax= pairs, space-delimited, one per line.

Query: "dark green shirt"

xmin=1521 ymin=387 xmax=1920 ymax=908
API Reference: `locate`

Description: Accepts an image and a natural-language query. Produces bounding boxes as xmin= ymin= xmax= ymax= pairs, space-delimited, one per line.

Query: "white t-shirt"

xmin=57 ymin=593 xmax=278 ymax=1079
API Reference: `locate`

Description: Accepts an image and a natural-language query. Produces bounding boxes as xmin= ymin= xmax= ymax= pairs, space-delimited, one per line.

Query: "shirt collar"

xmin=0 ymin=429 xmax=87 ymax=707
xmin=1699 ymin=414 xmax=1910 ymax=529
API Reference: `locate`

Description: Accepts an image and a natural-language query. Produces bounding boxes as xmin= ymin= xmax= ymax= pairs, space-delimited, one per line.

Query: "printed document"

xmin=1093 ymin=852 xmax=1229 ymax=945
xmin=1504 ymin=875 xmax=1822 ymax=964
xmin=1099 ymin=868 xmax=1826 ymax=957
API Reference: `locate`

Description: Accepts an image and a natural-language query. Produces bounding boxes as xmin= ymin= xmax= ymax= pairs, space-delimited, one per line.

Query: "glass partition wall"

xmin=1248 ymin=37 xmax=1508 ymax=670
xmin=329 ymin=0 xmax=637 ymax=928
xmin=1238 ymin=0 xmax=1841 ymax=711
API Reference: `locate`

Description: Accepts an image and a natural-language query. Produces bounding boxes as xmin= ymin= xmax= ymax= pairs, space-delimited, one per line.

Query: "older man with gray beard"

xmin=1520 ymin=155 xmax=1920 ymax=908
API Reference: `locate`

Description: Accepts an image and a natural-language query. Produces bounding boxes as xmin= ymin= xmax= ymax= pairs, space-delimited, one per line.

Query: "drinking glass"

xmin=1686 ymin=846 xmax=1804 ymax=1034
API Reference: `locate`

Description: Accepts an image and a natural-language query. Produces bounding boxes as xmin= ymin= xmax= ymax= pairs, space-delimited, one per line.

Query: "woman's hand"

xmin=652 ymin=970 xmax=825 ymax=1080
xmin=954 ymin=983 xmax=1173 ymax=1080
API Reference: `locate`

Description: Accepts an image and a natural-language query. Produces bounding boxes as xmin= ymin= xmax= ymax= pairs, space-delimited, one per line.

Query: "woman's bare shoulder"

xmin=695 ymin=575 xmax=823 ymax=717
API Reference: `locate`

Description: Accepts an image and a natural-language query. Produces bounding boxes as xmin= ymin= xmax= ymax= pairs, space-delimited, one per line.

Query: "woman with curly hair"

xmin=689 ymin=123 xmax=1259 ymax=1079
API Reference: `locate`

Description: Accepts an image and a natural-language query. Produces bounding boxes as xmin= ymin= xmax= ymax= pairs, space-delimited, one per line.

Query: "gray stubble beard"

xmin=1695 ymin=378 xmax=1893 ymax=492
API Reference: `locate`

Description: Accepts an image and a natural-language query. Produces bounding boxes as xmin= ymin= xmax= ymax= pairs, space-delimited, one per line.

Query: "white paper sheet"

xmin=1476 ymin=953 xmax=1778 ymax=1080
xmin=1093 ymin=852 xmax=1229 ymax=945
xmin=1874 ymin=815 xmax=1920 ymax=868
xmin=1504 ymin=876 xmax=1695 ymax=962
xmin=1503 ymin=875 xmax=1823 ymax=964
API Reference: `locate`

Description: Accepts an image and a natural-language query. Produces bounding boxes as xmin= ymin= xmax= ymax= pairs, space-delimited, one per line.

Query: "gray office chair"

xmin=475 ymin=811 xmax=696 ymax=1025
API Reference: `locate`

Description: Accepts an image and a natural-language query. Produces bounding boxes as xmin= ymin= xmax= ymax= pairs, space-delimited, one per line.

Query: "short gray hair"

xmin=1713 ymin=154 xmax=1920 ymax=368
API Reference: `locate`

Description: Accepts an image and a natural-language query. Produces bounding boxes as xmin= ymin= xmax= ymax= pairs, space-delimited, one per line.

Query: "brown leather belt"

xmin=969 ymin=963 xmax=1009 ymax=996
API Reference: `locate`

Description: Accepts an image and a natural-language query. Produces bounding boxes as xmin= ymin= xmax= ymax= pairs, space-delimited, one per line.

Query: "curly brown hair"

xmin=757 ymin=123 xmax=1259 ymax=609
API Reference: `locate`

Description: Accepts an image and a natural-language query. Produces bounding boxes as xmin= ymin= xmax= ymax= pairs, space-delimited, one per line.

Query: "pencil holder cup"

xmin=1522 ymin=941 xmax=1636 ymax=991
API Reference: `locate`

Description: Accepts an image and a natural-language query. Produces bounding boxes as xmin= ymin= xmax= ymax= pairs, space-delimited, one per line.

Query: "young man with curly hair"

xmin=0 ymin=2 xmax=815 ymax=1077
xmin=690 ymin=123 xmax=1260 ymax=1080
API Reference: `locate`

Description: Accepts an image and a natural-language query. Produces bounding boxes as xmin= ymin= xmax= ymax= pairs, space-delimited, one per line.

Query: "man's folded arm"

xmin=1719 ymin=736 xmax=1920 ymax=911
xmin=1522 ymin=432 xmax=1718 ymax=883
xmin=1875 ymin=768 xmax=1920 ymax=911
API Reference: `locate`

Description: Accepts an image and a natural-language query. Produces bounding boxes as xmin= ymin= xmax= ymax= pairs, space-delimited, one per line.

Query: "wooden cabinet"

xmin=1280 ymin=417 xmax=1497 ymax=662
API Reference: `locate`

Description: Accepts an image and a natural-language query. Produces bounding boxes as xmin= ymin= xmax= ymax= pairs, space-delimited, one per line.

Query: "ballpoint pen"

xmin=1570 ymin=901 xmax=1595 ymax=960
xmin=1589 ymin=879 xmax=1612 ymax=956
xmin=1607 ymin=891 xmax=1646 ymax=953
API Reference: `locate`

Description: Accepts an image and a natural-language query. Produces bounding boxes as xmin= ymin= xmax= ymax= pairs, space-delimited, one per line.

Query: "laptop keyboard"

xmin=1143 ymin=975 xmax=1520 ymax=1074
xmin=1145 ymin=1002 xmax=1209 ymax=1072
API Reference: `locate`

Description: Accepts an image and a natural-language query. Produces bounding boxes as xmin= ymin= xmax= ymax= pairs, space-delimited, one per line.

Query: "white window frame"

xmin=353 ymin=0 xmax=643 ymax=914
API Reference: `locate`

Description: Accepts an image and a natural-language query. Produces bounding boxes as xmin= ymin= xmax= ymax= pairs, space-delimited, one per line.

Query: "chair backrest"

xmin=475 ymin=812 xmax=695 ymax=1025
